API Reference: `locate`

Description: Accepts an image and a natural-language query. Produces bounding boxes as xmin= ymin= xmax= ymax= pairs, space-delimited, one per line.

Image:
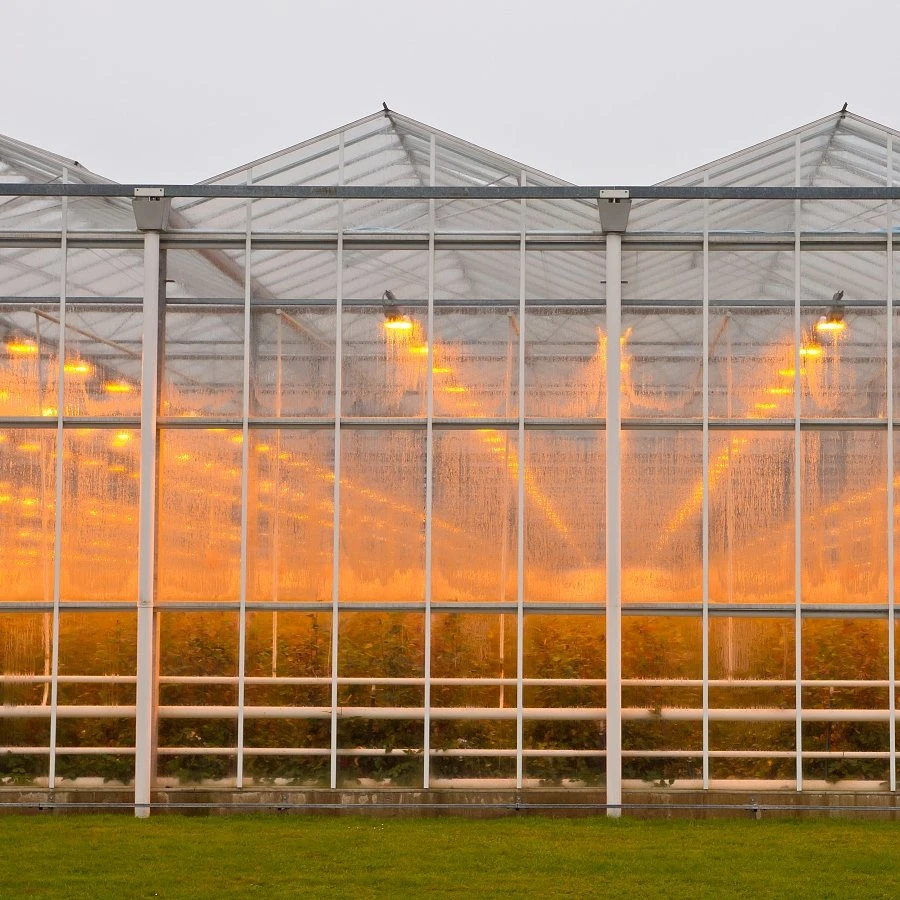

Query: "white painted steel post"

xmin=605 ymin=231 xmax=623 ymax=817
xmin=47 ymin=174 xmax=68 ymax=790
xmin=329 ymin=135 xmax=345 ymax=790
xmin=236 ymin=175 xmax=253 ymax=789
xmin=135 ymin=229 xmax=161 ymax=818
xmin=423 ymin=135 xmax=435 ymax=788
xmin=515 ymin=173 xmax=526 ymax=790
xmin=701 ymin=177 xmax=710 ymax=790
xmin=793 ymin=135 xmax=804 ymax=792
xmin=887 ymin=134 xmax=896 ymax=792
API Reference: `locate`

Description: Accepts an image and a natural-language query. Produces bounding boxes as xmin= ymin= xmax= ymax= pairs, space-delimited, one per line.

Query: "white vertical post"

xmin=887 ymin=134 xmax=896 ymax=792
xmin=423 ymin=134 xmax=435 ymax=788
xmin=701 ymin=175 xmax=710 ymax=790
xmin=48 ymin=173 xmax=68 ymax=791
xmin=329 ymin=135 xmax=345 ymax=790
xmin=135 ymin=228 xmax=161 ymax=817
xmin=605 ymin=231 xmax=623 ymax=817
xmin=793 ymin=134 xmax=804 ymax=792
xmin=236 ymin=172 xmax=253 ymax=789
xmin=515 ymin=172 xmax=526 ymax=790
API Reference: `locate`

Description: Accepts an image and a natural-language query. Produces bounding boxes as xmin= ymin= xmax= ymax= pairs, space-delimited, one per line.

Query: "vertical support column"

xmin=605 ymin=230 xmax=623 ymax=817
xmin=887 ymin=134 xmax=896 ymax=792
xmin=793 ymin=135 xmax=804 ymax=792
xmin=236 ymin=172 xmax=253 ymax=789
xmin=48 ymin=172 xmax=68 ymax=791
xmin=135 ymin=229 xmax=162 ymax=817
xmin=701 ymin=175 xmax=710 ymax=790
xmin=515 ymin=172 xmax=527 ymax=790
xmin=329 ymin=135 xmax=345 ymax=790
xmin=423 ymin=135 xmax=436 ymax=788
xmin=599 ymin=191 xmax=629 ymax=818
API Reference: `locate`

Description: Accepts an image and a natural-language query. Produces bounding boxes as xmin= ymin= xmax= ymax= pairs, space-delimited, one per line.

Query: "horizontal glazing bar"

xmin=3 ymin=747 xmax=890 ymax=761
xmin=5 ymin=705 xmax=891 ymax=724
xmin=5 ymin=184 xmax=900 ymax=200
xmin=1 ymin=601 xmax=893 ymax=617
xmin=1 ymin=231 xmax=896 ymax=251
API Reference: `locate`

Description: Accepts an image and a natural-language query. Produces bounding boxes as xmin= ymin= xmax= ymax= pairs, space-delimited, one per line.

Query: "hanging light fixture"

xmin=800 ymin=328 xmax=824 ymax=358
xmin=382 ymin=290 xmax=413 ymax=331
xmin=5 ymin=336 xmax=38 ymax=355
xmin=815 ymin=290 xmax=846 ymax=334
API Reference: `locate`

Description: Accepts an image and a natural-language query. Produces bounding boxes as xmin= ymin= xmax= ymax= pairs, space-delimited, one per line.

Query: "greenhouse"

xmin=1 ymin=106 xmax=899 ymax=816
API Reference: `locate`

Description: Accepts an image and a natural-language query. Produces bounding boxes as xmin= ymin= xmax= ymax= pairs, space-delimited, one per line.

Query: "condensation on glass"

xmin=0 ymin=106 xmax=898 ymax=796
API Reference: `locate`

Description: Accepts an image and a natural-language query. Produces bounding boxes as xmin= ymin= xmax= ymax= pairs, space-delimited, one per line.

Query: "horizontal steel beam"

xmin=0 ymin=230 xmax=895 ymax=251
xmin=2 ymin=704 xmax=892 ymax=723
xmin=0 ymin=601 xmax=894 ymax=617
xmin=3 ymin=184 xmax=900 ymax=201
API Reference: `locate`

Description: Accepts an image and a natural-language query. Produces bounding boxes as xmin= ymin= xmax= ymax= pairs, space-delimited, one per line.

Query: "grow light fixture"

xmin=104 ymin=381 xmax=133 ymax=394
xmin=816 ymin=311 xmax=846 ymax=334
xmin=5 ymin=338 xmax=38 ymax=355
xmin=800 ymin=330 xmax=824 ymax=358
xmin=382 ymin=289 xmax=413 ymax=331
xmin=815 ymin=290 xmax=846 ymax=334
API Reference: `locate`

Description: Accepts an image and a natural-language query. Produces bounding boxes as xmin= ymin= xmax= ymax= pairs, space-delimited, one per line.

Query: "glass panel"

xmin=249 ymin=308 xmax=335 ymax=418
xmin=247 ymin=429 xmax=333 ymax=603
xmin=55 ymin=611 xmax=136 ymax=783
xmin=801 ymin=430 xmax=887 ymax=604
xmin=157 ymin=611 xmax=239 ymax=785
xmin=708 ymin=616 xmax=795 ymax=781
xmin=432 ymin=430 xmax=517 ymax=603
xmin=524 ymin=430 xmax=604 ymax=603
xmin=622 ymin=430 xmax=702 ymax=604
xmin=432 ymin=307 xmax=518 ymax=419
xmin=431 ymin=613 xmax=516 ymax=708
xmin=709 ymin=431 xmax=794 ymax=605
xmin=800 ymin=250 xmax=887 ymax=419
xmin=802 ymin=618 xmax=889 ymax=783
xmin=242 ymin=611 xmax=331 ymax=786
xmin=522 ymin=612 xmax=606 ymax=786
xmin=709 ymin=249 xmax=794 ymax=420
xmin=0 ymin=613 xmax=51 ymax=782
xmin=339 ymin=429 xmax=425 ymax=602
xmin=157 ymin=429 xmax=243 ymax=602
xmin=342 ymin=303 xmax=427 ymax=417
xmin=162 ymin=305 xmax=245 ymax=419
xmin=249 ymin=248 xmax=336 ymax=418
xmin=621 ymin=250 xmax=703 ymax=420
xmin=523 ymin=614 xmax=605 ymax=705
xmin=0 ymin=299 xmax=59 ymax=417
xmin=622 ymin=615 xmax=703 ymax=785
xmin=0 ymin=428 xmax=56 ymax=602
xmin=336 ymin=612 xmax=424 ymax=788
xmin=62 ymin=304 xmax=142 ymax=417
xmin=60 ymin=428 xmax=139 ymax=602
xmin=429 ymin=721 xmax=517 ymax=784
xmin=525 ymin=309 xmax=605 ymax=418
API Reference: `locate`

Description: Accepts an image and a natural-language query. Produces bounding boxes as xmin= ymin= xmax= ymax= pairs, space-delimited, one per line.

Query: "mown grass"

xmin=1 ymin=814 xmax=899 ymax=898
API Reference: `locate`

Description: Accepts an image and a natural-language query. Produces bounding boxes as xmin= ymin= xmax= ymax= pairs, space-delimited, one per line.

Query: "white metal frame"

xmin=2 ymin=174 xmax=898 ymax=815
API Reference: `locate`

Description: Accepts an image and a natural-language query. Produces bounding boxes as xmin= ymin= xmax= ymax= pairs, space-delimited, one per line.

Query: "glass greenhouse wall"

xmin=2 ymin=108 xmax=900 ymax=812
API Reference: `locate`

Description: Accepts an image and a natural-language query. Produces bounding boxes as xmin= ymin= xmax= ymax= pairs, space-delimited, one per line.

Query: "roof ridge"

xmin=657 ymin=108 xmax=900 ymax=186
xmin=0 ymin=130 xmax=113 ymax=183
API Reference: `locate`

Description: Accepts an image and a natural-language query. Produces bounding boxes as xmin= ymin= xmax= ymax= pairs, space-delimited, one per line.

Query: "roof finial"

xmin=383 ymin=101 xmax=390 ymax=113
xmin=840 ymin=102 xmax=848 ymax=118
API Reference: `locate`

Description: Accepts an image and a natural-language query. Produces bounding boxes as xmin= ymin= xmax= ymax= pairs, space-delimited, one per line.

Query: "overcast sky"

xmin=4 ymin=0 xmax=900 ymax=186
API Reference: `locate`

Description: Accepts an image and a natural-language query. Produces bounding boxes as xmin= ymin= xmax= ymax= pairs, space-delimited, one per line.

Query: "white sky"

xmin=4 ymin=0 xmax=900 ymax=185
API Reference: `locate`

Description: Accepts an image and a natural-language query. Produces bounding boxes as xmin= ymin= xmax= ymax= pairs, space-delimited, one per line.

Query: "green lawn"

xmin=1 ymin=815 xmax=898 ymax=898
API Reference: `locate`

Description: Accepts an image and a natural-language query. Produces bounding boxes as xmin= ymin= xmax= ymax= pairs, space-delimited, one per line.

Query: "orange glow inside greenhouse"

xmin=2 ymin=105 xmax=900 ymax=815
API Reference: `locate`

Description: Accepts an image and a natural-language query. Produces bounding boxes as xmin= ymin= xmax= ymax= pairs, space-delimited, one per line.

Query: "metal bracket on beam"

xmin=132 ymin=187 xmax=171 ymax=231
xmin=598 ymin=189 xmax=631 ymax=233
